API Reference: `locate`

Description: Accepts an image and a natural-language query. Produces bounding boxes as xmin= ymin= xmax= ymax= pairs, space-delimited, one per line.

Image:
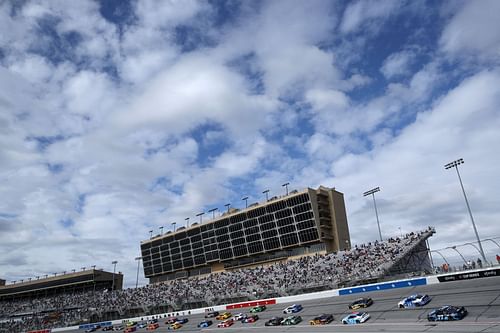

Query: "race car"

xmin=205 ymin=311 xmax=219 ymax=318
xmin=342 ymin=312 xmax=370 ymax=324
xmin=250 ymin=305 xmax=266 ymax=313
xmin=146 ymin=323 xmax=159 ymax=331
xmin=264 ymin=317 xmax=283 ymax=326
xmin=234 ymin=313 xmax=247 ymax=321
xmin=176 ymin=318 xmax=189 ymax=324
xmin=167 ymin=322 xmax=182 ymax=330
xmin=113 ymin=325 xmax=123 ymax=331
xmin=217 ymin=319 xmax=234 ymax=328
xmin=126 ymin=321 xmax=137 ymax=327
xmin=147 ymin=319 xmax=158 ymax=324
xmin=398 ymin=294 xmax=432 ymax=308
xmin=84 ymin=328 xmax=96 ymax=333
xmin=166 ymin=317 xmax=178 ymax=324
xmin=309 ymin=314 xmax=334 ymax=325
xmin=137 ymin=323 xmax=147 ymax=329
xmin=349 ymin=297 xmax=374 ymax=310
xmin=102 ymin=327 xmax=113 ymax=331
xmin=242 ymin=315 xmax=259 ymax=323
xmin=215 ymin=312 xmax=232 ymax=320
xmin=283 ymin=304 xmax=303 ymax=314
xmin=124 ymin=327 xmax=136 ymax=333
xmin=427 ymin=305 xmax=468 ymax=321
xmin=197 ymin=320 xmax=213 ymax=328
xmin=281 ymin=315 xmax=302 ymax=325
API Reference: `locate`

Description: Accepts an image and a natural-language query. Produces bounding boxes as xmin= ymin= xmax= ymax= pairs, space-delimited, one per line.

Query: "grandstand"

xmin=0 ymin=229 xmax=434 ymax=333
xmin=141 ymin=185 xmax=351 ymax=283
xmin=0 ymin=269 xmax=123 ymax=302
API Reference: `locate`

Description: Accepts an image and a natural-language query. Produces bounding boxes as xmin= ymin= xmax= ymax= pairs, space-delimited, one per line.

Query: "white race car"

xmin=283 ymin=304 xmax=303 ymax=314
xmin=398 ymin=294 xmax=431 ymax=308
xmin=341 ymin=312 xmax=370 ymax=324
xmin=234 ymin=313 xmax=247 ymax=321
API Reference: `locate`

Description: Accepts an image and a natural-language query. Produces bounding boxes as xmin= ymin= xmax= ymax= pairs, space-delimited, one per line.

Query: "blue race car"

xmin=176 ymin=318 xmax=189 ymax=324
xmin=198 ymin=320 xmax=213 ymax=328
xmin=398 ymin=294 xmax=431 ymax=308
xmin=341 ymin=312 xmax=370 ymax=324
xmin=427 ymin=306 xmax=467 ymax=321
xmin=283 ymin=304 xmax=303 ymax=314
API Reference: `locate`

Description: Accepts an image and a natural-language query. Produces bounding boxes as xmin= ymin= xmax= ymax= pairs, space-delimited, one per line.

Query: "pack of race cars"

xmin=87 ymin=294 xmax=467 ymax=331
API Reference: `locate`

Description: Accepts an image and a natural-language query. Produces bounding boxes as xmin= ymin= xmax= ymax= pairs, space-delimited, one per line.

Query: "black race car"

xmin=204 ymin=311 xmax=219 ymax=318
xmin=265 ymin=317 xmax=283 ymax=326
xmin=349 ymin=297 xmax=374 ymax=310
xmin=427 ymin=305 xmax=467 ymax=321
xmin=309 ymin=314 xmax=334 ymax=325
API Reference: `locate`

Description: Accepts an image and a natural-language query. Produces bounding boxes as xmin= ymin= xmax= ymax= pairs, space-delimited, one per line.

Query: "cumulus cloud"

xmin=440 ymin=0 xmax=500 ymax=62
xmin=0 ymin=1 xmax=499 ymax=286
xmin=339 ymin=0 xmax=400 ymax=34
xmin=381 ymin=50 xmax=415 ymax=79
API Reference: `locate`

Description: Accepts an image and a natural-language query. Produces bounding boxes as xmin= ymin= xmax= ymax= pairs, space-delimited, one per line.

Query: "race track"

xmin=66 ymin=275 xmax=500 ymax=333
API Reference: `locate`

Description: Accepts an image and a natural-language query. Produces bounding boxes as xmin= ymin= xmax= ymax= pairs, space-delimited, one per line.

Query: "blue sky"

xmin=1 ymin=0 xmax=500 ymax=287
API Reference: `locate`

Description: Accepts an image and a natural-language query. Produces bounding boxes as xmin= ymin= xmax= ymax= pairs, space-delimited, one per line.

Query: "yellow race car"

xmin=216 ymin=312 xmax=232 ymax=320
xmin=167 ymin=322 xmax=182 ymax=330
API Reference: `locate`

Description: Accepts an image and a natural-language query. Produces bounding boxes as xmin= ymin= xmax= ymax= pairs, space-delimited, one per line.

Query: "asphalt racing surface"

xmin=68 ymin=276 xmax=500 ymax=333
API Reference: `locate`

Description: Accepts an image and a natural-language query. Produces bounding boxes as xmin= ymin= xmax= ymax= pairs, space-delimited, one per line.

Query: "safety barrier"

xmin=339 ymin=277 xmax=427 ymax=295
xmin=78 ymin=321 xmax=112 ymax=330
xmin=226 ymin=299 xmax=276 ymax=310
xmin=27 ymin=330 xmax=51 ymax=333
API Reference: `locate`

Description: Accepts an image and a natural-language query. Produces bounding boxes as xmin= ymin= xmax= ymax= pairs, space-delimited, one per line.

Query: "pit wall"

xmin=50 ymin=266 xmax=499 ymax=332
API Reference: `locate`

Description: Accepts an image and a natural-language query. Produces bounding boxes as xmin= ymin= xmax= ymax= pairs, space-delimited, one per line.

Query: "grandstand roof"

xmin=0 ymin=269 xmax=123 ymax=299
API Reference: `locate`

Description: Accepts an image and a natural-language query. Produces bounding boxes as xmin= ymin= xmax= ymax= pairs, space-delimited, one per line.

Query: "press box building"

xmin=140 ymin=185 xmax=351 ymax=283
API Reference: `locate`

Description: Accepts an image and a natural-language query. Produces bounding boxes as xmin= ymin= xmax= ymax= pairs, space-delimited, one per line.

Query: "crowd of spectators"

xmin=0 ymin=229 xmax=432 ymax=333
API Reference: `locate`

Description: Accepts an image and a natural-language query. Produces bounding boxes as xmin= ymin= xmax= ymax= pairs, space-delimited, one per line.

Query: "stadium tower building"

xmin=141 ymin=185 xmax=351 ymax=283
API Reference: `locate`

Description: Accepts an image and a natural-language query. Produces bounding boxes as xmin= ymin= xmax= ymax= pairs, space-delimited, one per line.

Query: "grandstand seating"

xmin=0 ymin=228 xmax=433 ymax=333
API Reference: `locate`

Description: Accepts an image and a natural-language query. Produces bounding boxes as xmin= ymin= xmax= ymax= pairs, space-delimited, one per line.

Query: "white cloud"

xmin=340 ymin=0 xmax=400 ymax=34
xmin=381 ymin=50 xmax=415 ymax=79
xmin=440 ymin=0 xmax=500 ymax=61
xmin=1 ymin=0 xmax=500 ymax=286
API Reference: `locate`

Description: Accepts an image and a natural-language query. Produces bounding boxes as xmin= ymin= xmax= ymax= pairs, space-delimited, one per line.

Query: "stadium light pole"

xmin=171 ymin=222 xmax=176 ymax=232
xmin=149 ymin=230 xmax=153 ymax=239
xmin=91 ymin=265 xmax=96 ymax=270
xmin=398 ymin=227 xmax=402 ymax=238
xmin=135 ymin=256 xmax=142 ymax=289
xmin=282 ymin=182 xmax=290 ymax=196
xmin=363 ymin=187 xmax=383 ymax=241
xmin=224 ymin=203 xmax=230 ymax=213
xmin=262 ymin=189 xmax=270 ymax=201
xmin=185 ymin=217 xmax=190 ymax=228
xmin=111 ymin=260 xmax=118 ymax=291
xmin=445 ymin=158 xmax=487 ymax=264
xmin=242 ymin=196 xmax=248 ymax=208
xmin=196 ymin=212 xmax=204 ymax=224
xmin=208 ymin=208 xmax=218 ymax=219
xmin=447 ymin=246 xmax=467 ymax=265
xmin=159 ymin=226 xmax=163 ymax=236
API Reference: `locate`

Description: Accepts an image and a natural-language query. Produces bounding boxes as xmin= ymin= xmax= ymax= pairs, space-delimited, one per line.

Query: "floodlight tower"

xmin=363 ymin=187 xmax=383 ymax=241
xmin=445 ymin=158 xmax=487 ymax=263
